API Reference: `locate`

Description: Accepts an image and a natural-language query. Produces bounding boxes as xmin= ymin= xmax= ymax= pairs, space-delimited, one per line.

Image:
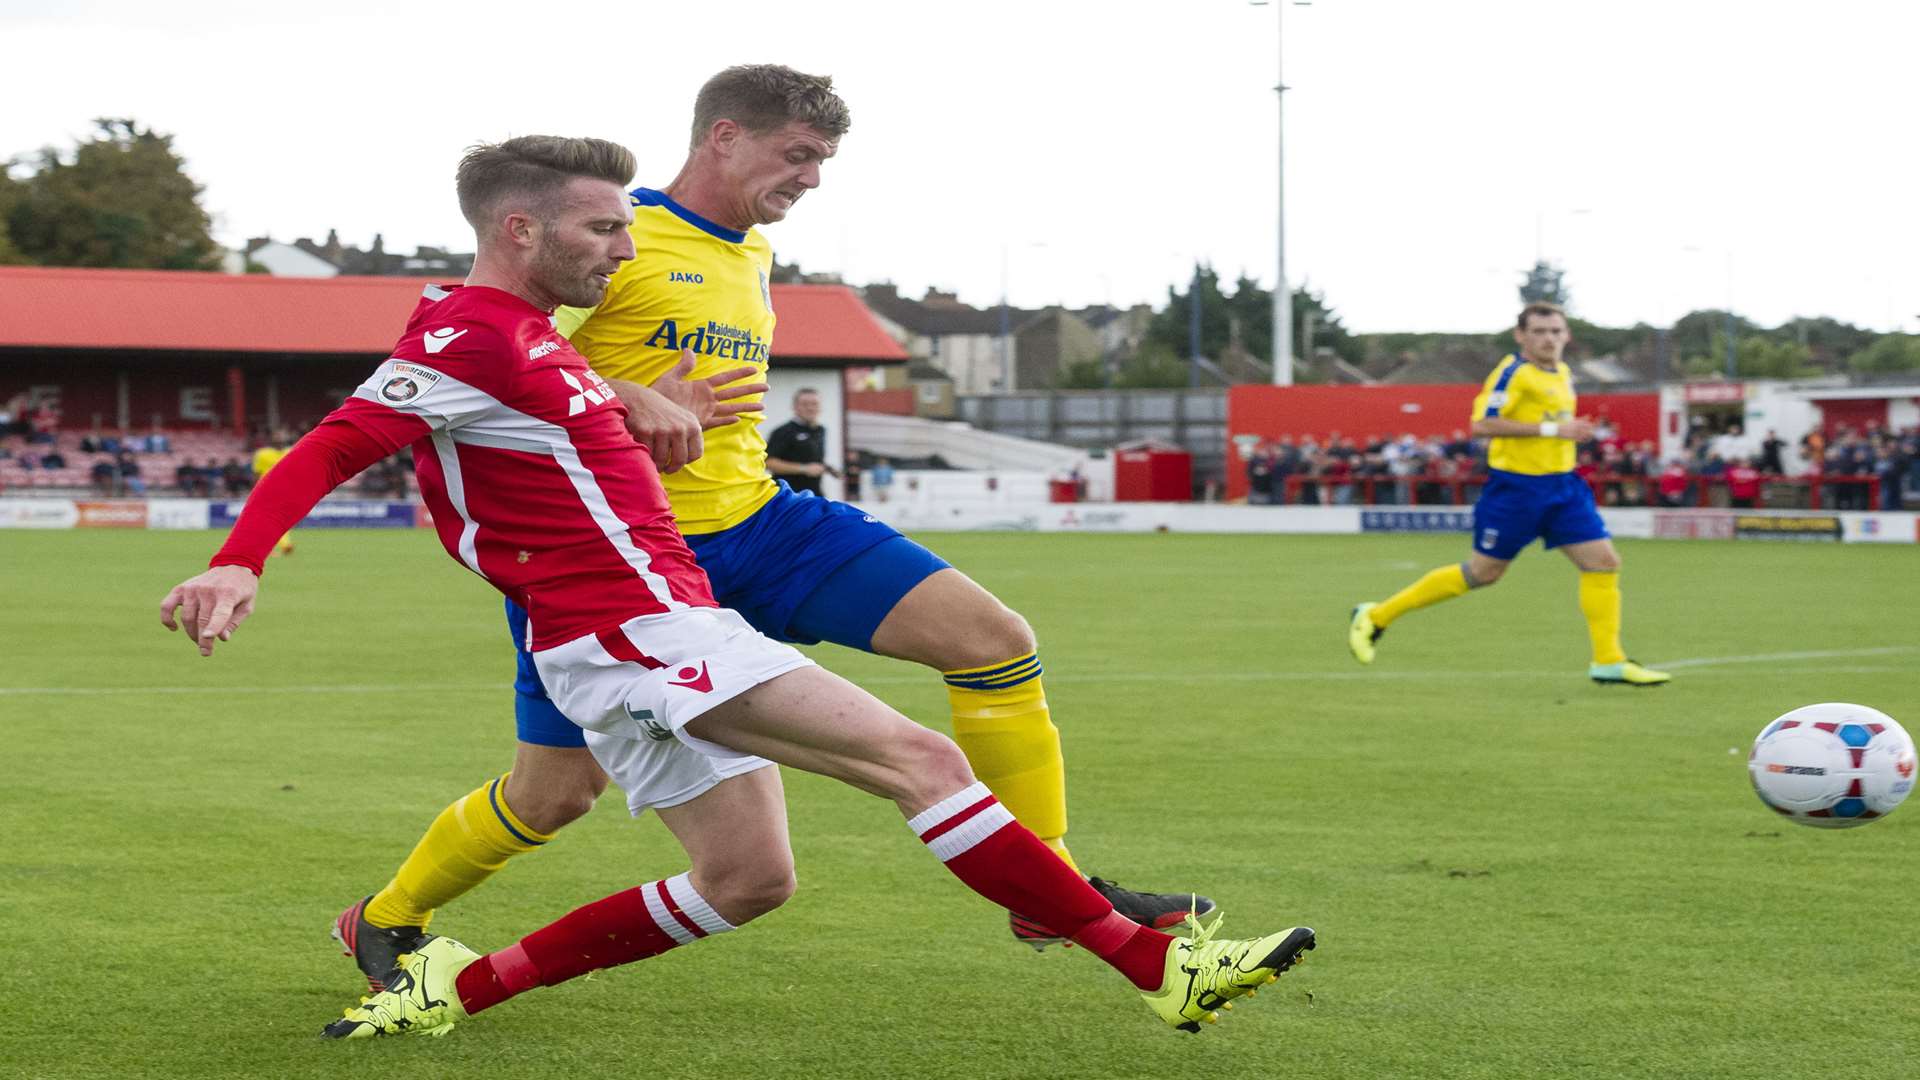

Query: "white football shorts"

xmin=532 ymin=606 xmax=815 ymax=814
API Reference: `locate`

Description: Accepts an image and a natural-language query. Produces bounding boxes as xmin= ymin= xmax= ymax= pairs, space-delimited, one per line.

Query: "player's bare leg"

xmin=1562 ymin=538 xmax=1668 ymax=686
xmin=869 ymin=568 xmax=1211 ymax=946
xmin=653 ymin=766 xmax=796 ymax=926
xmin=328 ymin=767 xmax=794 ymax=1039
xmin=502 ymin=742 xmax=609 ymax=835
xmin=675 ymin=664 xmax=1308 ymax=1029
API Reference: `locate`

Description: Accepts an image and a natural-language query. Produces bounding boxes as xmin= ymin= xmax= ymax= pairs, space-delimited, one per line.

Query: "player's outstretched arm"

xmin=158 ymin=418 xmax=394 ymax=657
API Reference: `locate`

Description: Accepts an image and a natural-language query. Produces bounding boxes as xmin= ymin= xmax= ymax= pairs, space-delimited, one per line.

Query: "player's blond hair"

xmin=1517 ymin=301 xmax=1568 ymax=329
xmin=690 ymin=65 xmax=851 ymax=148
xmin=455 ymin=136 xmax=637 ymax=229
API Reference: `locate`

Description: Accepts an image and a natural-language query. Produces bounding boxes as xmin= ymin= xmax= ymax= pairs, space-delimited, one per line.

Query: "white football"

xmin=1749 ymin=703 xmax=1916 ymax=828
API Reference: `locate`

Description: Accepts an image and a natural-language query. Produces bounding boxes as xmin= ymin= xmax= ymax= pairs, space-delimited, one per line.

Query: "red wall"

xmin=1225 ymin=383 xmax=1659 ymax=500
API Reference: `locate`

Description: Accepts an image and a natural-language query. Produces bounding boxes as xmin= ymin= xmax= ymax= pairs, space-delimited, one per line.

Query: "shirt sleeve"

xmin=209 ymin=418 xmax=401 ymax=575
xmin=1470 ymin=356 xmax=1522 ymax=421
xmin=339 ymin=347 xmax=502 ymax=450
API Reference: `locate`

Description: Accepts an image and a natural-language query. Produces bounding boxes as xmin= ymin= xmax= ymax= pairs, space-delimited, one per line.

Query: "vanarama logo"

xmin=642 ymin=319 xmax=768 ymax=363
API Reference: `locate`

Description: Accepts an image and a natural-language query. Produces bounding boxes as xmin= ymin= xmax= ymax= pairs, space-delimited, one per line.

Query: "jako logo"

xmin=669 ymin=271 xmax=704 ymax=284
xmin=559 ymin=368 xmax=615 ymax=416
xmin=528 ymin=340 xmax=562 ymax=360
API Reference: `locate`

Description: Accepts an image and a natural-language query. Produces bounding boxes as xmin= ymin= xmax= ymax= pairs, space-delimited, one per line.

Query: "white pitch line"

xmin=1649 ymin=645 xmax=1919 ymax=670
xmin=2 ymin=659 xmax=1911 ymax=697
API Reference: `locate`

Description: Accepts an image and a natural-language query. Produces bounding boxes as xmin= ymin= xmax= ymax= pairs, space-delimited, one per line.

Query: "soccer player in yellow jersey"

xmin=332 ymin=65 xmax=1210 ymax=989
xmin=1347 ymin=302 xmax=1670 ymax=686
xmin=249 ymin=430 xmax=296 ymax=557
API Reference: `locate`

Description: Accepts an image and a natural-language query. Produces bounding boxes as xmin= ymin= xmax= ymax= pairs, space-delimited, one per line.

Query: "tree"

xmin=1110 ymin=341 xmax=1191 ymax=388
xmin=1146 ymin=263 xmax=1361 ymax=380
xmin=1847 ymin=334 xmax=1920 ymax=374
xmin=6 ymin=118 xmax=221 ymax=270
xmin=1518 ymin=260 xmax=1568 ymax=306
xmin=0 ymin=168 xmax=26 ymax=265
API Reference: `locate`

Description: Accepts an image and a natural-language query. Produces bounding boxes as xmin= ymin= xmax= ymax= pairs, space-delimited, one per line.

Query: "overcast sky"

xmin=4 ymin=0 xmax=1915 ymax=334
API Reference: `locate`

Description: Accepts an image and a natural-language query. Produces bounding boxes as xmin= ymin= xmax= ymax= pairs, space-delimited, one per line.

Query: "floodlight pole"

xmin=1270 ymin=3 xmax=1294 ymax=386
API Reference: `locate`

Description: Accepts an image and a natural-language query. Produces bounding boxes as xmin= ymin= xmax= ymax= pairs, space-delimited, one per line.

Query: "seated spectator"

xmin=221 ymin=458 xmax=251 ymax=496
xmin=91 ymin=458 xmax=117 ymax=494
xmin=28 ymin=403 xmax=60 ymax=443
xmin=116 ymin=450 xmax=146 ymax=495
xmin=40 ymin=448 xmax=67 ymax=469
xmin=175 ymin=460 xmax=211 ymax=496
xmin=99 ymin=429 xmax=125 ymax=455
xmin=140 ymin=425 xmax=172 ymax=453
xmin=80 ymin=431 xmax=102 ymax=453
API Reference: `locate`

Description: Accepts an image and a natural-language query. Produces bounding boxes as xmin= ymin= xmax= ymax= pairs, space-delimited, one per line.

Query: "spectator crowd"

xmin=1244 ymin=414 xmax=1920 ymax=512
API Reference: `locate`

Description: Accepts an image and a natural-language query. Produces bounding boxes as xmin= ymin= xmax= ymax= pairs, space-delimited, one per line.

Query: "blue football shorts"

xmin=1470 ymin=469 xmax=1609 ymax=561
xmin=508 ymin=482 xmax=950 ymax=747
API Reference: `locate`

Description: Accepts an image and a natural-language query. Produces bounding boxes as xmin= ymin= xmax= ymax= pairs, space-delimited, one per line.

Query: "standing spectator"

xmin=1725 ymin=457 xmax=1762 ymax=509
xmin=868 ymin=456 xmax=895 ymax=504
xmin=91 ymin=457 xmax=117 ymax=494
xmin=1758 ymin=429 xmax=1786 ymax=475
xmin=765 ymin=388 xmax=836 ymax=496
xmin=1657 ymin=459 xmax=1692 ymax=507
xmin=1245 ymin=444 xmax=1275 ymax=505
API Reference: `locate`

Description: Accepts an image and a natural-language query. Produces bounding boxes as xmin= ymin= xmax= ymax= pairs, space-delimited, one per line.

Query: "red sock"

xmin=453 ymin=873 xmax=733 ymax=1014
xmin=910 ymin=782 xmax=1173 ymax=991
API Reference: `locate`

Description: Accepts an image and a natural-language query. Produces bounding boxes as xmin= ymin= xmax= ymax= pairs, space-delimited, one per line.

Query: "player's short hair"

xmin=690 ymin=65 xmax=851 ymax=149
xmin=455 ymin=136 xmax=637 ymax=230
xmin=794 ymin=387 xmax=820 ymax=401
xmin=1517 ymin=301 xmax=1568 ymax=329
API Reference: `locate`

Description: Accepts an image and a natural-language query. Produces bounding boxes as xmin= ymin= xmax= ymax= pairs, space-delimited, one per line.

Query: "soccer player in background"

xmin=249 ymin=428 xmax=297 ymax=557
xmin=158 ymin=136 xmax=1313 ymax=1037
xmin=1347 ymin=302 xmax=1671 ymax=686
xmin=332 ymin=65 xmax=1208 ymax=988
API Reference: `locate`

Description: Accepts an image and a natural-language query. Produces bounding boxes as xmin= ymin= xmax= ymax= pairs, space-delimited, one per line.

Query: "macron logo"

xmin=423 ymin=327 xmax=468 ymax=354
xmin=667 ymin=662 xmax=713 ymax=694
xmin=528 ymin=340 xmax=562 ymax=360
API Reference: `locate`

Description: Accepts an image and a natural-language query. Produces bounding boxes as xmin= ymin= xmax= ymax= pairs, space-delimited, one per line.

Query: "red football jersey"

xmin=335 ymin=284 xmax=716 ymax=649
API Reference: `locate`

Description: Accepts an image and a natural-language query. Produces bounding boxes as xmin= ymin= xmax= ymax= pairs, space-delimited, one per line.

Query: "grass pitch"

xmin=3 ymin=527 xmax=1917 ymax=1079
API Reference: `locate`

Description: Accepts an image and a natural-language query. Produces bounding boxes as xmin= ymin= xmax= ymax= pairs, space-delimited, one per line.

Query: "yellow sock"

xmin=1371 ymin=563 xmax=1471 ymax=628
xmin=1579 ymin=571 xmax=1626 ymax=665
xmin=944 ymin=654 xmax=1077 ymax=872
xmin=363 ymin=773 xmax=551 ymax=930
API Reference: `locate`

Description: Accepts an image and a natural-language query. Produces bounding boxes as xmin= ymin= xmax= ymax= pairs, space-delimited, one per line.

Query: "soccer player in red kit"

xmin=158 ymin=136 xmax=1314 ymax=1038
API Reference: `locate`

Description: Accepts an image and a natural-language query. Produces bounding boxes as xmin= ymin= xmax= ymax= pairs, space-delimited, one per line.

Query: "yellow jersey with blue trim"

xmin=1469 ymin=353 xmax=1576 ymax=475
xmin=556 ymin=187 xmax=777 ymax=535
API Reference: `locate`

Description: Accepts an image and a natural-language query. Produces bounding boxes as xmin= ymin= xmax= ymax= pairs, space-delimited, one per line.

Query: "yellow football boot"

xmin=1589 ymin=660 xmax=1671 ymax=687
xmin=322 ymin=935 xmax=479 ymax=1039
xmin=1140 ymin=912 xmax=1315 ymax=1033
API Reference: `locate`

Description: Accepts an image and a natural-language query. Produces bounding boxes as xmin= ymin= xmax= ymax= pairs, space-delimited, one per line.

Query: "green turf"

xmin=3 ymin=528 xmax=1917 ymax=1079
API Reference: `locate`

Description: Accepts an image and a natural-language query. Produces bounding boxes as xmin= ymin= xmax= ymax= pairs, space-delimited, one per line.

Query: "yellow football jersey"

xmin=558 ymin=187 xmax=778 ymax=534
xmin=251 ymin=445 xmax=288 ymax=478
xmin=1469 ymin=353 xmax=1576 ymax=475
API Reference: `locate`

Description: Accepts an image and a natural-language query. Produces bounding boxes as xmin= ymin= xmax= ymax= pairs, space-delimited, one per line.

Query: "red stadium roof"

xmin=0 ymin=266 xmax=906 ymax=364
